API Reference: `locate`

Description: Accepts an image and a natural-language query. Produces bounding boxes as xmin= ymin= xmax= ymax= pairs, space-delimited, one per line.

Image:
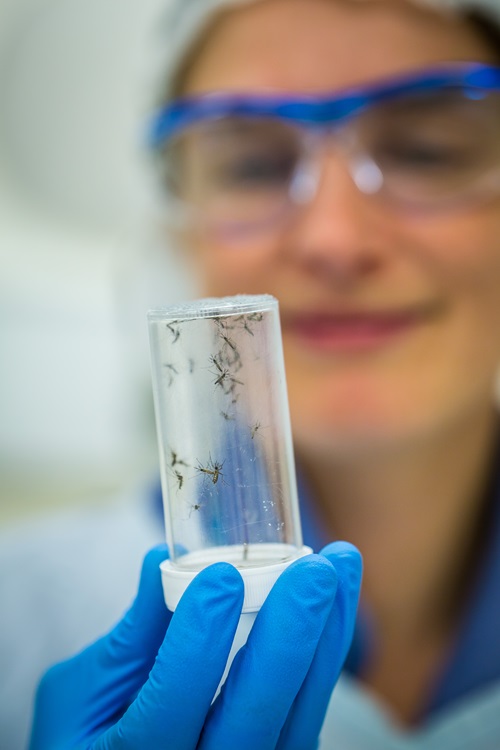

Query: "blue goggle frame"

xmin=149 ymin=63 xmax=500 ymax=148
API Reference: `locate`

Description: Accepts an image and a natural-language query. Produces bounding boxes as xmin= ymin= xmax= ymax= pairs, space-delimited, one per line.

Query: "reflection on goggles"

xmin=158 ymin=88 xmax=500 ymax=235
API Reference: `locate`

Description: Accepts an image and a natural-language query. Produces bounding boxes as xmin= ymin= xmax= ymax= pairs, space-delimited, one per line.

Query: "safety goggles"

xmin=149 ymin=63 xmax=500 ymax=239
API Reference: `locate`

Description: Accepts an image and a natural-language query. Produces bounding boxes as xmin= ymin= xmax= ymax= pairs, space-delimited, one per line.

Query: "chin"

xmin=292 ymin=409 xmax=415 ymax=460
xmin=289 ymin=377 xmax=462 ymax=460
xmin=291 ymin=382 xmax=497 ymax=463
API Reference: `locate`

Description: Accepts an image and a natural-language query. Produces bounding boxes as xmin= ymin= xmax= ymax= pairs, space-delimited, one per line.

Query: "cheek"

xmin=407 ymin=201 xmax=500 ymax=280
xmin=414 ymin=206 xmax=500 ymax=367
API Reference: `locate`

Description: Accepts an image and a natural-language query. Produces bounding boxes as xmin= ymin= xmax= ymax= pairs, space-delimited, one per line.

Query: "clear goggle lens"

xmin=158 ymin=88 xmax=500 ymax=236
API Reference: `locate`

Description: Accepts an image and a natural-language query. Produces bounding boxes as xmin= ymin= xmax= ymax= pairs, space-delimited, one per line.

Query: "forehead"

xmin=182 ymin=0 xmax=496 ymax=95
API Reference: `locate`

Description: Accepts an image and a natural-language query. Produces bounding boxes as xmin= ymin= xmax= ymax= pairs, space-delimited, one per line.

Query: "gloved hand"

xmin=29 ymin=541 xmax=362 ymax=750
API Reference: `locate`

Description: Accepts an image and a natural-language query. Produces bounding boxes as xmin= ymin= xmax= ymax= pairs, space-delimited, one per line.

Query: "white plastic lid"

xmin=160 ymin=545 xmax=313 ymax=613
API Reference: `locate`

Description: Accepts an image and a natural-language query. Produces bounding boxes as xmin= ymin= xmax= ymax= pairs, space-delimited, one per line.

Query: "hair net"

xmin=153 ymin=0 xmax=500 ymax=102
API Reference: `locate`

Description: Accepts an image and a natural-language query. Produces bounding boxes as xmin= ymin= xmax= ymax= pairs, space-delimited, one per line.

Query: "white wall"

xmin=0 ymin=0 xmax=192 ymax=517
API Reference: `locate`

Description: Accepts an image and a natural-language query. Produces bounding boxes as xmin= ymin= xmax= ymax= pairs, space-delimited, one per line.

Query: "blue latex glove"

xmin=29 ymin=542 xmax=362 ymax=750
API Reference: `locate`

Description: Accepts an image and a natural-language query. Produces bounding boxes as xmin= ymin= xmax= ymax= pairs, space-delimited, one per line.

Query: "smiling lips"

xmin=283 ymin=308 xmax=433 ymax=352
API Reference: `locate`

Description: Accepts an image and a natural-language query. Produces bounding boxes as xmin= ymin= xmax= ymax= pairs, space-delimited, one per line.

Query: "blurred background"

xmin=0 ymin=0 xmax=191 ymax=523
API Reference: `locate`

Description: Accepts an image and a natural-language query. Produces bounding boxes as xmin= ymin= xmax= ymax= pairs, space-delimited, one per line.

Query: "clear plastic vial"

xmin=148 ymin=294 xmax=311 ymax=612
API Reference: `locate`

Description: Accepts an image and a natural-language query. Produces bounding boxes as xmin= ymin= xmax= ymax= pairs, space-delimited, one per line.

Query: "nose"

xmin=286 ymin=146 xmax=388 ymax=287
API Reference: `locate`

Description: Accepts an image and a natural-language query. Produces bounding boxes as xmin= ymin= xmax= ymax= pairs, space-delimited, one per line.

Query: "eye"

xmin=214 ymin=151 xmax=297 ymax=188
xmin=375 ymin=139 xmax=474 ymax=172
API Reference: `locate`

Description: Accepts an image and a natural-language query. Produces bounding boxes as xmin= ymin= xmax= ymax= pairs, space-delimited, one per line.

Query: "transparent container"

xmin=148 ymin=294 xmax=310 ymax=612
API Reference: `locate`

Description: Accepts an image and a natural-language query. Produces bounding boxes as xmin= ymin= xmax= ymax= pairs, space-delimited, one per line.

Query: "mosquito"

xmin=221 ymin=334 xmax=238 ymax=353
xmin=215 ymin=369 xmax=231 ymax=388
xmin=164 ymin=363 xmax=178 ymax=386
xmin=226 ymin=375 xmax=244 ymax=392
xmin=208 ymin=355 xmax=227 ymax=385
xmin=242 ymin=320 xmax=255 ymax=336
xmin=171 ymin=470 xmax=184 ymax=491
xmin=209 ymin=356 xmax=233 ymax=388
xmin=214 ymin=316 xmax=236 ymax=332
xmin=209 ymin=354 xmax=224 ymax=372
xmin=250 ymin=421 xmax=262 ymax=439
xmin=239 ymin=311 xmax=264 ymax=336
xmin=166 ymin=322 xmax=181 ymax=343
xmin=221 ymin=410 xmax=235 ymax=421
xmin=170 ymin=450 xmax=189 ymax=468
xmin=196 ymin=457 xmax=225 ymax=485
xmin=188 ymin=502 xmax=204 ymax=517
xmin=221 ymin=336 xmax=241 ymax=368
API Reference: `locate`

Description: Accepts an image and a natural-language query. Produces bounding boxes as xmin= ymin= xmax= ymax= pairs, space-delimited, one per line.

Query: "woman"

xmin=29 ymin=0 xmax=500 ymax=747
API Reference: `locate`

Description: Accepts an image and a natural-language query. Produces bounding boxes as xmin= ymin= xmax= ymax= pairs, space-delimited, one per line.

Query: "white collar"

xmin=320 ymin=673 xmax=500 ymax=750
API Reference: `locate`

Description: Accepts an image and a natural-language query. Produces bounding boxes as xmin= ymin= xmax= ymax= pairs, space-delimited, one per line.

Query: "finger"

xmin=97 ymin=562 xmax=244 ymax=750
xmin=30 ymin=546 xmax=172 ymax=748
xmin=277 ymin=542 xmax=363 ymax=750
xmin=317 ymin=541 xmax=363 ymax=669
xmin=83 ymin=545 xmax=172 ymax=701
xmin=199 ymin=555 xmax=338 ymax=750
xmin=98 ymin=545 xmax=172 ymax=663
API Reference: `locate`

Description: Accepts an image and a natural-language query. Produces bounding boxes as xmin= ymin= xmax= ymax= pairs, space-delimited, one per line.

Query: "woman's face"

xmin=176 ymin=0 xmax=500 ymax=457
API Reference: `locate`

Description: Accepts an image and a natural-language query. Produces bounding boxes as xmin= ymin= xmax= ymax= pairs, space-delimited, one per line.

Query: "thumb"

xmin=276 ymin=542 xmax=362 ymax=750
